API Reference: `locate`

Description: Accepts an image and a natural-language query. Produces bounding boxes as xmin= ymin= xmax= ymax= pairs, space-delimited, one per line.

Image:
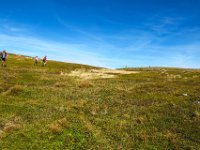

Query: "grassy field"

xmin=0 ymin=54 xmax=200 ymax=149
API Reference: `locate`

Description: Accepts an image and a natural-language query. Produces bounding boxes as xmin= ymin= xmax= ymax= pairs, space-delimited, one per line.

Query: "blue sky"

xmin=0 ymin=0 xmax=200 ymax=68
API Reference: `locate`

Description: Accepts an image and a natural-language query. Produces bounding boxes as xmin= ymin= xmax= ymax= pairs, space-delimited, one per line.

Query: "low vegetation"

xmin=0 ymin=54 xmax=200 ymax=149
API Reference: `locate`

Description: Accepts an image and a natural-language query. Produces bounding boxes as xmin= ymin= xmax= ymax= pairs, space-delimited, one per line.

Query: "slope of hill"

xmin=0 ymin=54 xmax=200 ymax=149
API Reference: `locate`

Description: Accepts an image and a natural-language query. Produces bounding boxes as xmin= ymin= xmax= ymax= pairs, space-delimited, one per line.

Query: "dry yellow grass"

xmin=164 ymin=130 xmax=177 ymax=141
xmin=0 ymin=116 xmax=22 ymax=137
xmin=3 ymin=122 xmax=21 ymax=132
xmin=0 ymin=130 xmax=3 ymax=138
xmin=134 ymin=116 xmax=146 ymax=124
xmin=26 ymin=100 xmax=41 ymax=106
xmin=48 ymin=118 xmax=68 ymax=134
xmin=2 ymin=85 xmax=25 ymax=96
xmin=48 ymin=123 xmax=63 ymax=134
xmin=68 ymin=69 xmax=139 ymax=79
xmin=78 ymin=80 xmax=93 ymax=88
xmin=64 ymin=99 xmax=88 ymax=110
xmin=79 ymin=115 xmax=109 ymax=145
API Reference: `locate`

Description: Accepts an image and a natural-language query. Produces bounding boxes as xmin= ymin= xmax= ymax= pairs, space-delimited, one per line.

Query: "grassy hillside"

xmin=0 ymin=54 xmax=200 ymax=149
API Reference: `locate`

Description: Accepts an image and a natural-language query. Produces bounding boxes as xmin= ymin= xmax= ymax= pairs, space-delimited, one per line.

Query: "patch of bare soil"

xmin=0 ymin=116 xmax=22 ymax=138
xmin=66 ymin=69 xmax=139 ymax=79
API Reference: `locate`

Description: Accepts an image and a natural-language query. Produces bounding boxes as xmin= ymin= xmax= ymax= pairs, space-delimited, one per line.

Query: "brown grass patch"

xmin=48 ymin=118 xmax=68 ymax=134
xmin=3 ymin=122 xmax=21 ymax=132
xmin=65 ymin=100 xmax=87 ymax=110
xmin=3 ymin=85 xmax=25 ymax=96
xmin=0 ymin=116 xmax=22 ymax=135
xmin=123 ymin=114 xmax=130 ymax=119
xmin=48 ymin=123 xmax=63 ymax=133
xmin=26 ymin=100 xmax=41 ymax=106
xmin=0 ymin=130 xmax=4 ymax=138
xmin=0 ymin=87 xmax=4 ymax=93
xmin=136 ymin=132 xmax=149 ymax=142
xmin=78 ymin=80 xmax=93 ymax=88
xmin=90 ymin=106 xmax=100 ymax=116
xmin=133 ymin=116 xmax=146 ymax=124
xmin=79 ymin=115 xmax=109 ymax=145
xmin=54 ymin=82 xmax=66 ymax=88
xmin=163 ymin=130 xmax=177 ymax=143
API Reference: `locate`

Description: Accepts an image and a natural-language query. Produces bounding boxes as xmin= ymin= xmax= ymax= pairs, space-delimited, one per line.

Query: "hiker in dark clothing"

xmin=1 ymin=50 xmax=7 ymax=67
xmin=42 ymin=56 xmax=47 ymax=66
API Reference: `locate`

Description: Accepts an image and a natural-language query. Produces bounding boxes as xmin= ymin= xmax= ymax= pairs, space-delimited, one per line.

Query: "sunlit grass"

xmin=0 ymin=54 xmax=200 ymax=149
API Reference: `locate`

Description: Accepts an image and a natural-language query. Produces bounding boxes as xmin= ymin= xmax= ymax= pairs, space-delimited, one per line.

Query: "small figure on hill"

xmin=34 ymin=56 xmax=39 ymax=65
xmin=1 ymin=50 xmax=7 ymax=67
xmin=42 ymin=56 xmax=47 ymax=66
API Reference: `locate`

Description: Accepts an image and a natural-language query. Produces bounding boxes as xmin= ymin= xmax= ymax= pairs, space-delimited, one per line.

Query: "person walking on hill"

xmin=42 ymin=56 xmax=47 ymax=66
xmin=34 ymin=56 xmax=39 ymax=65
xmin=1 ymin=50 xmax=7 ymax=67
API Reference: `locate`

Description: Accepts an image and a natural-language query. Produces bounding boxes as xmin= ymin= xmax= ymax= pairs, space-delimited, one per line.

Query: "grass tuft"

xmin=78 ymin=80 xmax=93 ymax=88
xmin=3 ymin=123 xmax=21 ymax=132
xmin=48 ymin=118 xmax=68 ymax=134
xmin=54 ymin=82 xmax=66 ymax=88
xmin=3 ymin=85 xmax=25 ymax=96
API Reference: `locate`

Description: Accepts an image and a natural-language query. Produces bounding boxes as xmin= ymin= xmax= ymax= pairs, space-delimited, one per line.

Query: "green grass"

xmin=0 ymin=54 xmax=200 ymax=149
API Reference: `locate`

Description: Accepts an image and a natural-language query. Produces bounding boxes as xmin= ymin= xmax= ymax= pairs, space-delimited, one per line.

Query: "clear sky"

xmin=0 ymin=0 xmax=200 ymax=68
